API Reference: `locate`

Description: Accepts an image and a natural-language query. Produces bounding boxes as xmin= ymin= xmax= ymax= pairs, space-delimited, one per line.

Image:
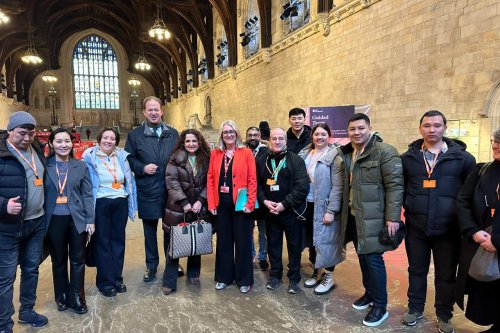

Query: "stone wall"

xmin=166 ymin=0 xmax=500 ymax=161
xmin=0 ymin=96 xmax=28 ymax=130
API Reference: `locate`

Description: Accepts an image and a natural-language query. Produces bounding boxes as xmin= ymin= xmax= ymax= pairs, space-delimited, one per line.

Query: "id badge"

xmin=266 ymin=179 xmax=276 ymax=186
xmin=111 ymin=181 xmax=122 ymax=189
xmin=423 ymin=179 xmax=436 ymax=188
xmin=220 ymin=186 xmax=230 ymax=193
xmin=270 ymin=185 xmax=280 ymax=192
xmin=56 ymin=196 xmax=68 ymax=204
xmin=33 ymin=178 xmax=43 ymax=186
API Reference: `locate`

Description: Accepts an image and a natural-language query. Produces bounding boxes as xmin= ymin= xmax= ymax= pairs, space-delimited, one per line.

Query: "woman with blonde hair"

xmin=207 ymin=120 xmax=257 ymax=293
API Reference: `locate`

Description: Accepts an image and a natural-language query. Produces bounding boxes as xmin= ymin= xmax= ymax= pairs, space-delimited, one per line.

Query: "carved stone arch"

xmin=481 ymin=80 xmax=500 ymax=130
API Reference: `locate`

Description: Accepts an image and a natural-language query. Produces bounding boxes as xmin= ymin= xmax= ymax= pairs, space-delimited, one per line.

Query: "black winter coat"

xmin=124 ymin=123 xmax=179 ymax=219
xmin=286 ymin=125 xmax=311 ymax=154
xmin=401 ymin=138 xmax=476 ymax=236
xmin=0 ymin=131 xmax=46 ymax=234
xmin=163 ymin=149 xmax=208 ymax=228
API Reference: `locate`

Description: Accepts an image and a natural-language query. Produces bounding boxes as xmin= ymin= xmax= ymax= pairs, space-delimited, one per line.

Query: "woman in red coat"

xmin=207 ymin=120 xmax=257 ymax=293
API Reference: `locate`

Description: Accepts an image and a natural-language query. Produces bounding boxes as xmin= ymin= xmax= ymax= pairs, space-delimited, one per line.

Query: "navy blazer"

xmin=44 ymin=156 xmax=95 ymax=234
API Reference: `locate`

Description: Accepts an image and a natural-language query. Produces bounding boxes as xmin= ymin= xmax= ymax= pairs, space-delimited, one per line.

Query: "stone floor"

xmin=12 ymin=220 xmax=488 ymax=333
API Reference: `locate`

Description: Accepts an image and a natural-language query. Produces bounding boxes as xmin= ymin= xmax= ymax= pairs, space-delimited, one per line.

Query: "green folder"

xmin=235 ymin=188 xmax=259 ymax=211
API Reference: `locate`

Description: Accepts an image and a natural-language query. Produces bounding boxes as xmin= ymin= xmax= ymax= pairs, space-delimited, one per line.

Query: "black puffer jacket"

xmin=286 ymin=125 xmax=311 ymax=154
xmin=401 ymin=137 xmax=476 ymax=236
xmin=162 ymin=149 xmax=208 ymax=228
xmin=0 ymin=131 xmax=46 ymax=234
xmin=125 ymin=122 xmax=179 ymax=219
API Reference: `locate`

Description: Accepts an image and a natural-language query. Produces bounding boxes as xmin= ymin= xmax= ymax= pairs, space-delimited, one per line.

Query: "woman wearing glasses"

xmin=456 ymin=128 xmax=500 ymax=332
xmin=207 ymin=120 xmax=257 ymax=293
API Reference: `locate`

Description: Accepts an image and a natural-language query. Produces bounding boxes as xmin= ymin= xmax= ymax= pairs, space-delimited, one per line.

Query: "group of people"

xmin=0 ymin=102 xmax=498 ymax=333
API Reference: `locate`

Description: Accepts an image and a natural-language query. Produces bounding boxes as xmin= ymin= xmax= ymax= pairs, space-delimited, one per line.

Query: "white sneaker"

xmin=215 ymin=282 xmax=227 ymax=290
xmin=304 ymin=269 xmax=319 ymax=288
xmin=314 ymin=271 xmax=335 ymax=295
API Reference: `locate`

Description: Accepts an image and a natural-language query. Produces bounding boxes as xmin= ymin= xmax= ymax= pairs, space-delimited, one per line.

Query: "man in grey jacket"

xmin=337 ymin=113 xmax=404 ymax=327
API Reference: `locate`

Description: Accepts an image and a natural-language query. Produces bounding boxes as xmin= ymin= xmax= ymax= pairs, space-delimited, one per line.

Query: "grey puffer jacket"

xmin=337 ymin=133 xmax=404 ymax=254
xmin=299 ymin=143 xmax=345 ymax=268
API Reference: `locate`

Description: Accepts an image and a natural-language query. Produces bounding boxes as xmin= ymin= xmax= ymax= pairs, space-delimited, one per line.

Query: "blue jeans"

xmin=251 ymin=219 xmax=267 ymax=261
xmin=0 ymin=216 xmax=45 ymax=330
xmin=346 ymin=214 xmax=388 ymax=308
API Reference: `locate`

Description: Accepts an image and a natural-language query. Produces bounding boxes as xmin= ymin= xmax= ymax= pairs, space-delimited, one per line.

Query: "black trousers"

xmin=46 ymin=215 xmax=86 ymax=304
xmin=162 ymin=231 xmax=201 ymax=290
xmin=214 ymin=200 xmax=253 ymax=286
xmin=142 ymin=219 xmax=160 ymax=270
xmin=266 ymin=210 xmax=302 ymax=283
xmin=94 ymin=198 xmax=128 ymax=291
xmin=405 ymin=222 xmax=460 ymax=320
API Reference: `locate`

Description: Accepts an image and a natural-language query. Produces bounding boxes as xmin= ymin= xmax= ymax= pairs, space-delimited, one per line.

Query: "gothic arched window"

xmin=72 ymin=35 xmax=119 ymax=109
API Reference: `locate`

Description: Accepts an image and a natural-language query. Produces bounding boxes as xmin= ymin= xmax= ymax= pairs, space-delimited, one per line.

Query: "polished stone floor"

xmin=11 ymin=220 xmax=488 ymax=333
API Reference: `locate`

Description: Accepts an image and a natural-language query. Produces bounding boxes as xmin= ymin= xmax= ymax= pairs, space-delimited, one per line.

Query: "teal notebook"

xmin=235 ymin=188 xmax=259 ymax=211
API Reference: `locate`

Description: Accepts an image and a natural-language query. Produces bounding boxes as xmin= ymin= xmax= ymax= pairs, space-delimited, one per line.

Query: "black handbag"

xmin=85 ymin=235 xmax=96 ymax=267
xmin=379 ymin=220 xmax=406 ymax=250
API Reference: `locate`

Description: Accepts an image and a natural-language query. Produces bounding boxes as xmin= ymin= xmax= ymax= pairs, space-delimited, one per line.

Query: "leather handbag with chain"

xmin=168 ymin=217 xmax=213 ymax=259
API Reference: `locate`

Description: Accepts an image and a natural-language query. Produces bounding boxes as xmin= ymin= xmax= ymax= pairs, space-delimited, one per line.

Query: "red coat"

xmin=207 ymin=147 xmax=257 ymax=211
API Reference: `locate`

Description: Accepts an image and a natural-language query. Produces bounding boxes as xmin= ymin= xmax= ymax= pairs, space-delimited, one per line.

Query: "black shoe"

xmin=266 ymin=278 xmax=282 ymax=290
xmin=259 ymin=260 xmax=269 ymax=271
xmin=56 ymin=293 xmax=69 ymax=311
xmin=287 ymin=281 xmax=300 ymax=294
xmin=115 ymin=282 xmax=127 ymax=293
xmin=71 ymin=296 xmax=88 ymax=315
xmin=143 ymin=268 xmax=157 ymax=282
xmin=352 ymin=293 xmax=373 ymax=310
xmin=18 ymin=309 xmax=48 ymax=327
xmin=363 ymin=307 xmax=388 ymax=327
xmin=178 ymin=266 xmax=185 ymax=277
xmin=0 ymin=326 xmax=13 ymax=333
xmin=100 ymin=287 xmax=117 ymax=297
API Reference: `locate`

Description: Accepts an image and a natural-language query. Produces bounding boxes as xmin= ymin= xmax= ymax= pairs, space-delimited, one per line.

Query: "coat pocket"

xmin=359 ymin=161 xmax=380 ymax=184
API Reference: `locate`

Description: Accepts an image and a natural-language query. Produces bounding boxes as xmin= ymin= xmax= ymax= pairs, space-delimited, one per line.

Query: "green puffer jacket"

xmin=335 ymin=132 xmax=404 ymax=254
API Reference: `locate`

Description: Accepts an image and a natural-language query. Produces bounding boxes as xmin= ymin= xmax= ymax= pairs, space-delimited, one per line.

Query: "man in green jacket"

xmin=336 ymin=113 xmax=404 ymax=327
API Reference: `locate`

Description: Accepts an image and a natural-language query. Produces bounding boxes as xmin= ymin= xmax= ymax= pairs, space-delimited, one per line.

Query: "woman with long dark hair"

xmin=161 ymin=129 xmax=211 ymax=295
xmin=44 ymin=128 xmax=94 ymax=314
xmin=298 ymin=123 xmax=344 ymax=295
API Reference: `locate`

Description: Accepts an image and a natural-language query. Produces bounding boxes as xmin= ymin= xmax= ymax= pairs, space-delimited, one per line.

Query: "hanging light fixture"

xmin=149 ymin=0 xmax=171 ymax=41
xmin=42 ymin=71 xmax=57 ymax=82
xmin=0 ymin=9 xmax=10 ymax=24
xmin=22 ymin=29 xmax=43 ymax=65
xmin=128 ymin=75 xmax=141 ymax=86
xmin=135 ymin=43 xmax=151 ymax=71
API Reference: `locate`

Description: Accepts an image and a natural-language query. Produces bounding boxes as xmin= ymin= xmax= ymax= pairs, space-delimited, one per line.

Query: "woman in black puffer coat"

xmin=161 ymin=129 xmax=211 ymax=295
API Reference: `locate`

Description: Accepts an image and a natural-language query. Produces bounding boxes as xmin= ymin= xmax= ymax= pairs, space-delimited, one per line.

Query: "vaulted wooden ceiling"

xmin=0 ymin=0 xmax=274 ymax=105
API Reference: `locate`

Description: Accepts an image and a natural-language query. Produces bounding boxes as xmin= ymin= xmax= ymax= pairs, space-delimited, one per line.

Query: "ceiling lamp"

xmin=128 ymin=75 xmax=141 ymax=86
xmin=42 ymin=71 xmax=57 ymax=82
xmin=22 ymin=30 xmax=43 ymax=65
xmin=0 ymin=9 xmax=10 ymax=24
xmin=135 ymin=55 xmax=151 ymax=71
xmin=148 ymin=0 xmax=171 ymax=41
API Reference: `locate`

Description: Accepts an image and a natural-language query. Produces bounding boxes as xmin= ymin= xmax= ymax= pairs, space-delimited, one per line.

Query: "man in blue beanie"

xmin=0 ymin=111 xmax=48 ymax=333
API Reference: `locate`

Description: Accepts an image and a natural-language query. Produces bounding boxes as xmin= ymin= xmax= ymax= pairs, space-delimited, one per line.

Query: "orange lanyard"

xmin=7 ymin=139 xmax=40 ymax=179
xmin=98 ymin=155 xmax=118 ymax=182
xmin=421 ymin=144 xmax=441 ymax=179
xmin=56 ymin=163 xmax=68 ymax=197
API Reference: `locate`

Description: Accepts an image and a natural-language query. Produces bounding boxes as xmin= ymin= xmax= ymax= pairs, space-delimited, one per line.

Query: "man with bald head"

xmin=256 ymin=128 xmax=309 ymax=294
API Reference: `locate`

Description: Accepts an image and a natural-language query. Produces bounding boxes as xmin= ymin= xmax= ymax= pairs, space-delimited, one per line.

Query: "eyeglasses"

xmin=222 ymin=130 xmax=236 ymax=136
xmin=491 ymin=139 xmax=500 ymax=146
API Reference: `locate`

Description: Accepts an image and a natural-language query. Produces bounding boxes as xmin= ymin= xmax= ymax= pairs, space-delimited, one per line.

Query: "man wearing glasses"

xmin=401 ymin=110 xmax=475 ymax=333
xmin=256 ymin=128 xmax=309 ymax=294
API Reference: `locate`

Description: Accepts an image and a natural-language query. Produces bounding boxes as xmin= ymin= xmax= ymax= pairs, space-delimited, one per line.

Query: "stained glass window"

xmin=72 ymin=35 xmax=119 ymax=109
